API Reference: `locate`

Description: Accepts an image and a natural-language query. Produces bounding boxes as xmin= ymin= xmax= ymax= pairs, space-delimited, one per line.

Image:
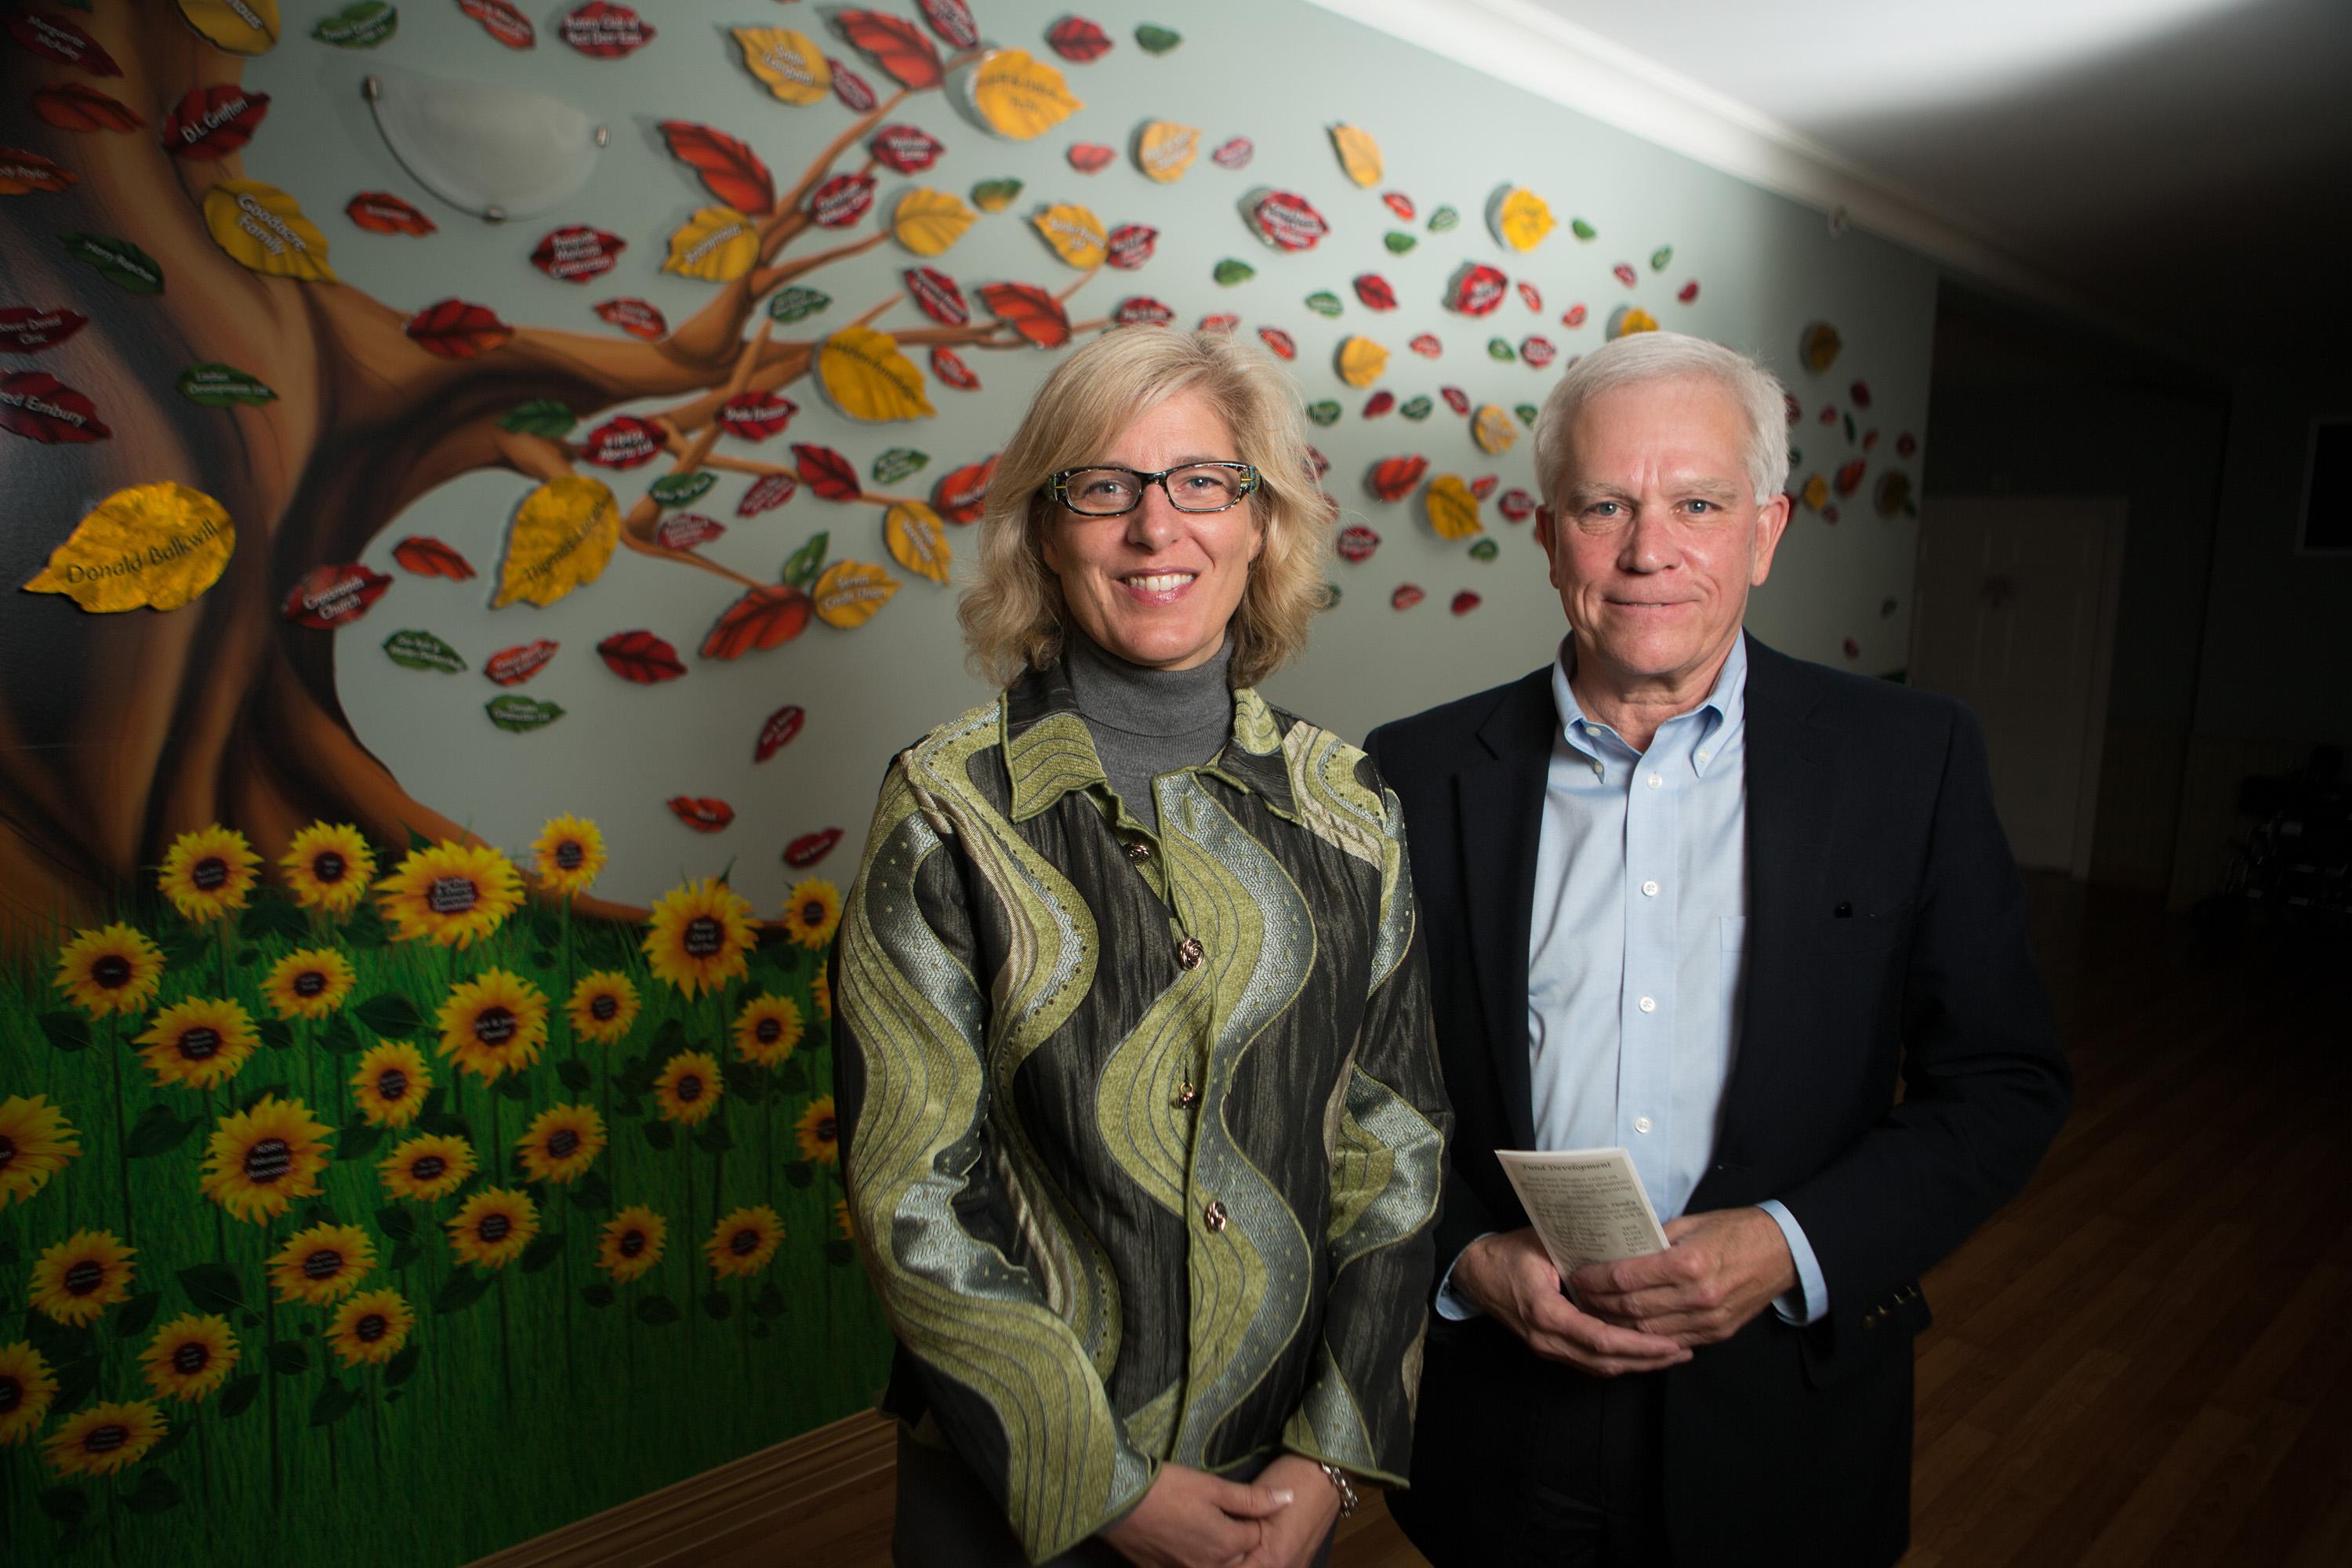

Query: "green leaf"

xmin=1427 ymin=205 xmax=1459 ymax=234
xmin=237 ymin=1081 xmax=289 ymax=1113
xmin=388 ymin=1241 xmax=421 ymax=1271
xmin=1304 ymin=291 xmax=1342 ymax=318
xmin=870 ymin=448 xmax=928 ymax=485
xmin=1383 ymin=230 xmax=1417 ymax=254
xmin=416 ymin=1110 xmax=470 ymax=1138
xmin=339 ymin=1120 xmax=384 ymax=1163
xmin=1650 ymin=245 xmax=1673 ymax=271
xmin=566 ymin=1170 xmax=612 ymax=1214
xmin=751 ymin=1281 xmax=788 ymax=1319
xmin=778 ymin=1058 xmax=811 ymax=1095
xmin=1515 ymin=404 xmax=1539 ymax=426
xmin=1321 ymin=582 xmax=1341 ymax=609
xmin=557 ymin=1058 xmax=593 ymax=1093
xmin=582 ymin=1281 xmax=615 ymax=1309
xmin=218 ymin=1374 xmax=263 ymax=1419
xmin=318 ymin=1014 xmax=362 ymax=1055
xmin=1211 ymin=258 xmax=1254 ymax=286
xmin=124 ymin=1105 xmax=201 ymax=1159
xmin=784 ymin=1160 xmax=815 ymax=1189
xmin=177 ymin=1263 xmax=246 ymax=1314
xmin=968 ymin=179 xmax=1022 ymax=211
xmin=1571 ymin=216 xmax=1597 ymax=240
xmin=768 ymin=286 xmax=831 ymax=325
xmin=493 ymin=1072 xmax=533 ymax=1102
xmin=634 ymin=1294 xmax=681 ymax=1327
xmin=1134 ymin=24 xmax=1181 ymax=53
xmin=38 ymin=1486 xmax=90 ymax=1526
xmin=1469 ymin=539 xmax=1501 ymax=561
xmin=308 ymin=1379 xmax=361 ymax=1428
xmin=177 ymin=363 xmax=278 ymax=407
xmin=382 ymin=629 xmax=466 ymax=673
xmin=147 ymin=1417 xmax=197 ymax=1461
xmin=693 ymin=1116 xmax=734 ymax=1154
xmin=486 ymin=695 xmax=565 ymax=733
xmin=121 ymin=1468 xmax=183 ymax=1515
xmin=354 ymin=993 xmax=423 ymax=1037
xmin=433 ymin=1271 xmax=494 ymax=1315
xmin=648 ymin=470 xmax=717 ymax=509
xmin=823 ymin=1239 xmax=855 ymax=1266
xmin=782 ymin=531 xmax=829 ymax=590
xmin=49 ymin=1356 xmax=100 ymax=1417
xmin=519 ymin=1232 xmax=565 ymax=1274
xmin=374 ymin=1205 xmax=417 ymax=1244
xmin=1305 ymin=401 xmax=1341 ymax=428
xmin=1400 ymin=395 xmax=1433 ymax=421
xmin=238 ymin=898 xmax=308 ymax=941
xmin=342 ymin=901 xmax=391 ymax=949
xmin=38 ymin=1011 xmax=92 ymax=1052
xmin=113 ymin=1290 xmax=162 ymax=1340
xmin=721 ymin=1062 xmax=768 ymax=1105
xmin=313 ymin=1 xmax=398 ymax=47
xmin=702 ymin=1290 xmax=734 ymax=1321
xmin=641 ymin=1119 xmax=675 ymax=1151
xmin=256 ymin=1018 xmax=295 ymax=1051
xmin=59 ymin=231 xmax=164 ymax=296
xmin=265 ymin=1339 xmax=310 ymax=1376
xmin=497 ymin=397 xmax=577 ymax=437
xmin=1486 ymin=337 xmax=1516 ymax=363
xmin=383 ymin=1343 xmax=421 ymax=1388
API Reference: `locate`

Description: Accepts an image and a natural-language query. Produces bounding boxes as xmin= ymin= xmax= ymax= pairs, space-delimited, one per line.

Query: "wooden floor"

xmin=786 ymin=877 xmax=2352 ymax=1566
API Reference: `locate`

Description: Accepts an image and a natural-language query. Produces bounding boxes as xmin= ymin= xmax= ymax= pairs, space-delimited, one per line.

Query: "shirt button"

xmin=1646 ymin=773 xmax=1663 ymax=789
xmin=1638 ymin=996 xmax=1657 ymax=1013
xmin=1203 ymin=1200 xmax=1228 ymax=1233
xmin=1175 ymin=936 xmax=1205 ymax=969
xmin=1172 ymin=1080 xmax=1199 ymax=1109
xmin=1641 ymin=880 xmax=1660 ymax=897
xmin=1634 ymin=1116 xmax=1653 ymax=1134
xmin=1697 ymin=750 xmax=1711 ymax=764
xmin=1123 ymin=841 xmax=1152 ymax=862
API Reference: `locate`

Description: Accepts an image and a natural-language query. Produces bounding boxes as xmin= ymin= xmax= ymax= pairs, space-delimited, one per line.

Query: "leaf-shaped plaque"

xmin=33 ymin=83 xmax=144 ymax=133
xmin=203 ymin=180 xmax=336 ymax=282
xmin=884 ymin=501 xmax=951 ymax=584
xmin=891 ymin=187 xmax=975 ymax=257
xmin=494 ymin=476 xmax=619 ymax=608
xmin=663 ymin=207 xmax=757 ymax=283
xmin=835 ymin=9 xmax=944 ymax=89
xmin=1490 ymin=186 xmax=1556 ymax=252
xmin=735 ymin=27 xmax=831 ymax=105
xmin=1425 ymin=474 xmax=1483 ymax=540
xmin=178 ymin=0 xmax=283 ymax=56
xmin=701 ymin=584 xmax=813 ymax=659
xmin=978 ymin=283 xmax=1070 ymax=347
xmin=1335 ymin=336 xmax=1389 ymax=390
xmin=1135 ymin=120 xmax=1199 ymax=183
xmin=658 ymin=122 xmax=775 ymax=217
xmin=405 ymin=299 xmax=514 ymax=359
xmin=596 ymin=630 xmax=687 ymax=682
xmin=1031 ymin=202 xmax=1106 ymax=269
xmin=813 ymin=561 xmax=899 ymax=629
xmin=782 ymin=532 xmax=829 ymax=587
xmin=22 ymin=483 xmax=234 ymax=613
xmin=1328 ymin=123 xmax=1381 ymax=187
xmin=969 ymin=49 xmax=1082 ymax=141
xmin=793 ymin=445 xmax=862 ymax=499
xmin=818 ymin=326 xmax=935 ymax=422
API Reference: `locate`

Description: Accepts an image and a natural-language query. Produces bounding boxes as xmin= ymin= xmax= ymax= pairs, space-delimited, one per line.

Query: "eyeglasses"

xmin=1046 ymin=462 xmax=1261 ymax=517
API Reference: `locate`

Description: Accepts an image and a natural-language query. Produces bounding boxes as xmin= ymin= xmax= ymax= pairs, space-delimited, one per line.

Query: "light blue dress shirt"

xmin=1438 ymin=636 xmax=1828 ymax=1326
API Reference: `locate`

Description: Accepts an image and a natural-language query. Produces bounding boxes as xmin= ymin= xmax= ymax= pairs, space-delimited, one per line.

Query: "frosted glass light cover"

xmin=365 ymin=71 xmax=607 ymax=222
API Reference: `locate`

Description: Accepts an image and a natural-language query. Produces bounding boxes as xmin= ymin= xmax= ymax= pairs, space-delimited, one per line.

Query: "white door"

xmin=1909 ymin=498 xmax=2127 ymax=875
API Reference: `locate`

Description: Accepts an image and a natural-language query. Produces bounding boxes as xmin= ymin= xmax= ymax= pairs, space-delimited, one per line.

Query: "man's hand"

xmin=1451 ymin=1228 xmax=1691 ymax=1377
xmin=1102 ymin=1462 xmax=1295 ymax=1568
xmin=1568 ymin=1207 xmax=1798 ymax=1347
xmin=1237 ymin=1454 xmax=1343 ymax=1568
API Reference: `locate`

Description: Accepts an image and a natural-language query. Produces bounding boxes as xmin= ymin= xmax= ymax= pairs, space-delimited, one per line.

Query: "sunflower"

xmin=138 ymin=1313 xmax=240 ymax=1403
xmin=566 ymin=971 xmax=641 ymax=1046
xmin=435 ymin=968 xmax=550 ymax=1083
xmin=132 ymin=996 xmax=262 ymax=1091
xmin=43 ymin=1398 xmax=166 ymax=1478
xmin=654 ymin=1051 xmax=724 ymax=1127
xmin=327 ymin=1289 xmax=416 ymax=1368
xmin=516 ymin=1104 xmax=605 ymax=1185
xmin=158 ymin=824 xmax=261 ymax=924
xmin=810 ymin=964 xmax=833 ymax=1022
xmin=266 ymin=1222 xmax=376 ymax=1306
xmin=279 ymin=821 xmax=376 ymax=913
xmin=532 ymin=814 xmax=607 ymax=898
xmin=779 ymin=877 xmax=844 ymax=950
xmin=446 ymin=1187 xmax=539 ymax=1269
xmin=732 ymin=994 xmax=804 ymax=1068
xmin=596 ymin=1205 xmax=667 ymax=1283
xmin=379 ymin=1133 xmax=477 ymax=1203
xmin=350 ymin=1040 xmax=431 ymax=1128
xmin=794 ymin=1094 xmax=840 ymax=1166
xmin=260 ymin=946 xmax=356 ymax=1021
xmin=704 ymin=1205 xmax=786 ymax=1279
xmin=30 ymin=1229 xmax=135 ymax=1326
xmin=0 ymin=1094 xmax=80 ymax=1208
xmin=641 ymin=877 xmax=756 ymax=998
xmin=0 ymin=1341 xmax=60 ymax=1445
xmin=199 ymin=1094 xmax=333 ymax=1224
xmin=376 ymin=839 xmax=524 ymax=949
xmin=52 ymin=922 xmax=165 ymax=1017
xmin=835 ymin=1197 xmax=854 ymax=1242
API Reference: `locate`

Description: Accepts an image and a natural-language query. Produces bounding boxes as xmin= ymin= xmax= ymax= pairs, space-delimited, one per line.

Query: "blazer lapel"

xmin=1458 ymin=669 xmax=1553 ymax=1153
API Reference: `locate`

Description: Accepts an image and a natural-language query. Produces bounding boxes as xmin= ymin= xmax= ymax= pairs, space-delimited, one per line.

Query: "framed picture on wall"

xmin=2299 ymin=417 xmax=2352 ymax=553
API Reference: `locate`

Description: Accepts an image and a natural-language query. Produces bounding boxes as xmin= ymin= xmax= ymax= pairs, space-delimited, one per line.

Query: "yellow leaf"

xmin=494 ymin=476 xmax=620 ymax=609
xmin=818 ymin=325 xmax=936 ymax=423
xmin=202 ymin=180 xmax=335 ymax=283
xmin=891 ymin=187 xmax=975 ymax=258
xmin=177 ymin=0 xmax=281 ymax=55
xmin=884 ymin=502 xmax=952 ymax=585
xmin=1030 ymin=202 xmax=1105 ymax=270
xmin=662 ymin=206 xmax=758 ymax=283
xmin=1472 ymin=405 xmax=1519 ymax=456
xmin=1610 ymin=306 xmax=1660 ymax=340
xmin=1800 ymin=474 xmax=1828 ymax=511
xmin=22 ymin=482 xmax=235 ymax=614
xmin=970 ymin=49 xmax=1083 ymax=142
xmin=1335 ymin=336 xmax=1389 ymax=390
xmin=735 ymin=27 xmax=833 ymax=106
xmin=1329 ymin=123 xmax=1382 ymax=187
xmin=1425 ymin=475 xmax=1483 ymax=541
xmin=1136 ymin=120 xmax=1200 ymax=183
xmin=813 ymin=560 xmax=899 ymax=628
xmin=1491 ymin=187 xmax=1555 ymax=252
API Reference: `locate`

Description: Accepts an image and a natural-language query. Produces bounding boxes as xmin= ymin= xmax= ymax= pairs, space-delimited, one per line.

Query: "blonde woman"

xmin=837 ymin=328 xmax=1450 ymax=1568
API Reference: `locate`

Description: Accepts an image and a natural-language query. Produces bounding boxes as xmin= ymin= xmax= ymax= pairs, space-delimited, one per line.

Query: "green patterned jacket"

xmin=837 ymin=658 xmax=1450 ymax=1562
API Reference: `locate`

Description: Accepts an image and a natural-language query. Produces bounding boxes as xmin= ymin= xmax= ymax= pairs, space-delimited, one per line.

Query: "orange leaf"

xmin=657 ymin=121 xmax=776 ymax=218
xmin=978 ymin=283 xmax=1071 ymax=349
xmin=835 ymin=9 xmax=943 ymax=89
xmin=405 ymin=299 xmax=515 ymax=360
xmin=393 ymin=535 xmax=477 ymax=580
xmin=700 ymin=583 xmax=814 ymax=659
xmin=31 ymin=82 xmax=143 ymax=133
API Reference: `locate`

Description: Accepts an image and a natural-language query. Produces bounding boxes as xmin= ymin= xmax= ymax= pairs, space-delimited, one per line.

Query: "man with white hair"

xmin=1367 ymin=332 xmax=2069 ymax=1566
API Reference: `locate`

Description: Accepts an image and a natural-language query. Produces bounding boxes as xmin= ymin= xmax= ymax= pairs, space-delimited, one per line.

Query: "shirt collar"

xmin=1001 ymin=654 xmax=1295 ymax=822
xmin=1549 ymin=633 xmax=1748 ymax=775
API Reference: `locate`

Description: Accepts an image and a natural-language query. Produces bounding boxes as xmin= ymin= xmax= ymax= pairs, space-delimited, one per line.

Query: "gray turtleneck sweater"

xmin=1062 ymin=630 xmax=1236 ymax=827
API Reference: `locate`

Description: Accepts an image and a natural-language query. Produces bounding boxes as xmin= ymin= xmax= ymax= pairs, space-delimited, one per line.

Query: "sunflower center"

xmin=409 ymin=1154 xmax=447 ymax=1181
xmin=82 ymin=1421 xmax=130 ymax=1456
xmin=730 ymin=1227 xmax=760 ymax=1255
xmin=244 ymin=1136 xmax=295 ymax=1184
xmin=376 ymin=1069 xmax=408 ymax=1102
xmin=93 ymin=954 xmax=133 ymax=989
xmin=178 ymin=1026 xmax=222 ymax=1062
xmin=293 ymin=970 xmax=328 ymax=999
xmin=755 ymin=1018 xmax=782 ymax=1044
xmin=428 ymin=875 xmax=480 ymax=915
xmin=355 ymin=1312 xmax=389 ymax=1343
xmin=683 ymin=915 xmax=724 ymax=958
xmin=0 ymin=1375 xmax=20 ymax=1414
xmin=312 ymin=850 xmax=347 ymax=884
xmin=590 ymin=993 xmax=619 ymax=1022
xmin=618 ymin=1230 xmax=646 ymax=1258
xmin=675 ymin=1073 xmax=704 ymax=1102
xmin=815 ymin=1115 xmax=837 ymax=1144
xmin=801 ymin=899 xmax=826 ymax=927
xmin=64 ymin=1259 xmax=104 ymax=1296
xmin=555 ymin=840 xmax=585 ymax=870
xmin=0 ymin=1134 xmax=14 ymax=1170
xmin=472 ymin=1006 xmax=517 ymax=1047
xmin=302 ymin=1248 xmax=343 ymax=1280
xmin=192 ymin=856 xmax=229 ymax=891
xmin=172 ymin=1341 xmax=211 ymax=1375
xmin=546 ymin=1129 xmax=581 ymax=1159
xmin=477 ymin=1212 xmax=514 ymax=1243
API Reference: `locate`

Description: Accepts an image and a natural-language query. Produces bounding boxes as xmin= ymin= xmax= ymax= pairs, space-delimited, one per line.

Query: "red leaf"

xmin=1469 ymin=474 xmax=1500 ymax=499
xmin=347 ymin=191 xmax=436 ymax=236
xmin=930 ymin=347 xmax=979 ymax=391
xmin=1354 ymin=274 xmax=1397 ymax=311
xmin=932 ymin=453 xmax=996 ymax=524
xmin=1250 ymin=191 xmax=1327 ymax=251
xmin=1105 ymin=223 xmax=1157 ymax=269
xmin=980 ymin=283 xmax=1072 ymax=348
xmin=1517 ymin=281 xmax=1543 ymax=312
xmin=7 ymin=12 xmax=121 ymax=75
xmin=0 ymin=147 xmax=76 ymax=194
xmin=717 ymin=392 xmax=797 ymax=441
xmin=1849 ymin=380 xmax=1874 ymax=409
xmin=485 ymin=640 xmax=559 ymax=685
xmin=916 ymin=0 xmax=979 ymax=50
xmin=1195 ymin=312 xmax=1238 ymax=334
xmin=459 ymin=0 xmax=535 ymax=49
xmin=405 ymin=299 xmax=514 ymax=360
xmin=1047 ymin=15 xmax=1113 ymax=62
xmin=530 ymin=225 xmax=625 ymax=283
xmin=1835 ymin=459 xmax=1868 ymax=497
xmin=754 ymin=703 xmax=806 ymax=760
xmin=701 ymin=584 xmax=814 ymax=659
xmin=594 ymin=297 xmax=666 ymax=339
xmin=1498 ymin=490 xmax=1536 ymax=523
xmin=870 ymin=123 xmax=945 ymax=175
xmin=1363 ymin=390 xmax=1396 ymax=419
xmin=1256 ymin=326 xmax=1295 ymax=361
xmin=1446 ymin=263 xmax=1508 ymax=317
xmin=0 ymin=307 xmax=89 ymax=354
xmin=1562 ymin=303 xmax=1588 ymax=328
xmin=784 ymin=828 xmax=844 ymax=869
xmin=1520 ymin=336 xmax=1556 ymax=369
xmin=1368 ymin=456 xmax=1427 ymax=501
xmin=1896 ymin=432 xmax=1918 ymax=459
xmin=829 ymin=58 xmax=879 ymax=114
xmin=1210 ymin=136 xmax=1253 ymax=170
xmin=1678 ymin=280 xmax=1700 ymax=304
xmin=583 ymin=416 xmax=665 ymax=469
xmin=656 ymin=513 xmax=726 ymax=551
xmin=1391 ymin=584 xmax=1424 ymax=611
xmin=835 ymin=9 xmax=945 ymax=89
xmin=809 ymin=172 xmax=877 ymax=229
xmin=667 ymin=797 xmax=735 ymax=833
xmin=658 ymin=122 xmax=775 ymax=217
xmin=738 ymin=473 xmax=797 ymax=517
xmin=597 ymin=630 xmax=689 ymax=683
xmin=31 ymin=82 xmax=141 ymax=132
xmin=1408 ymin=332 xmax=1442 ymax=358
xmin=0 ymin=370 xmax=108 ymax=444
xmin=1440 ymin=387 xmax=1470 ymax=416
xmin=1382 ymin=191 xmax=1414 ymax=221
xmin=392 ymin=535 xmax=477 ymax=580
xmin=1113 ymin=296 xmax=1174 ymax=328
xmin=793 ymin=444 xmax=862 ymax=500
xmin=561 ymin=2 xmax=655 ymax=58
xmin=904 ymin=267 xmax=969 ymax=327
xmin=1613 ymin=263 xmax=1638 ymax=289
xmin=1451 ymin=592 xmax=1482 ymax=615
xmin=1337 ymin=524 xmax=1380 ymax=563
xmin=283 ymin=564 xmax=392 ymax=630
xmin=1306 ymin=445 xmax=1330 ymax=479
xmin=1066 ymin=142 xmax=1116 ymax=174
